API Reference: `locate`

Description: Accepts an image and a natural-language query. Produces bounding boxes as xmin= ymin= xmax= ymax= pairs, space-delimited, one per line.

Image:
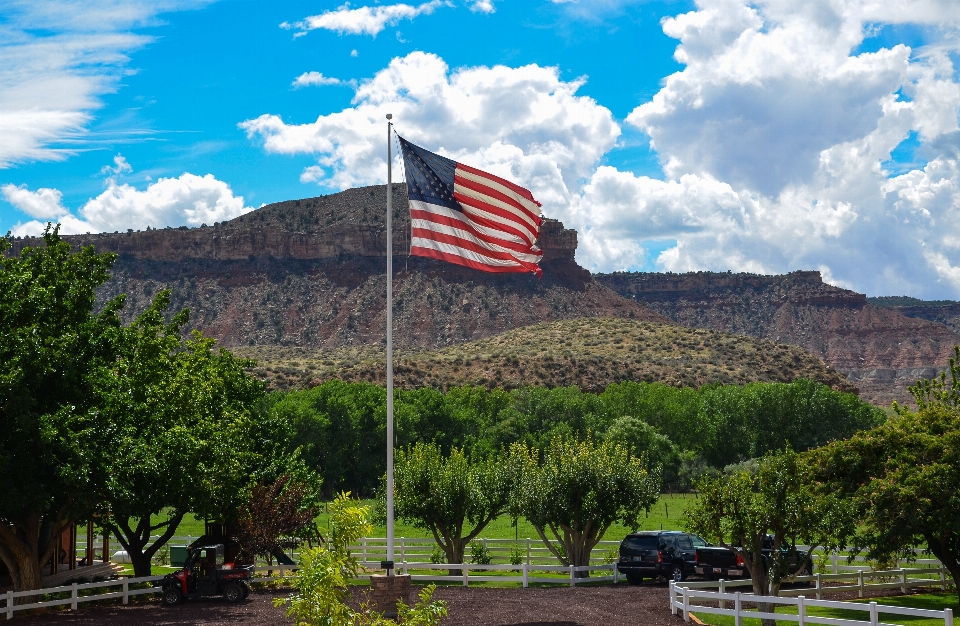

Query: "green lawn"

xmin=314 ymin=493 xmax=695 ymax=542
xmin=692 ymin=592 xmax=959 ymax=626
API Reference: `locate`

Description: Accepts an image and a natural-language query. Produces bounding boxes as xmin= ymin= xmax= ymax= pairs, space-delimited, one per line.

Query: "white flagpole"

xmin=385 ymin=113 xmax=395 ymax=571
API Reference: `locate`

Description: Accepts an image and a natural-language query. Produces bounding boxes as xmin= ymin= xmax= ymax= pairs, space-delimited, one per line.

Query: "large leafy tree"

xmin=685 ymin=448 xmax=852 ymax=626
xmin=513 ymin=435 xmax=660 ymax=574
xmin=809 ymin=348 xmax=960 ymax=605
xmin=0 ymin=228 xmax=125 ymax=592
xmin=392 ymin=443 xmax=512 ymax=568
xmin=96 ymin=290 xmax=271 ymax=576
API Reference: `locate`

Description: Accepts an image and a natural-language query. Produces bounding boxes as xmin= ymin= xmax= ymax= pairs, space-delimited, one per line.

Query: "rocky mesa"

xmin=596 ymin=271 xmax=960 ymax=406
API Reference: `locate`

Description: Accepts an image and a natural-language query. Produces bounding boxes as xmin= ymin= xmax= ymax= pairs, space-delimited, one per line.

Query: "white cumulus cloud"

xmin=240 ymin=51 xmax=620 ymax=223
xmin=581 ymin=0 xmax=960 ymax=298
xmin=281 ymin=1 xmax=446 ymax=37
xmin=292 ymin=71 xmax=343 ymax=88
xmin=2 ymin=184 xmax=70 ymax=219
xmin=9 ymin=171 xmax=253 ymax=237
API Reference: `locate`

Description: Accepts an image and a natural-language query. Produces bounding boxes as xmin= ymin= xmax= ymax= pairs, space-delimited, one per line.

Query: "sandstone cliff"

xmin=596 ymin=271 xmax=960 ymax=405
xmin=8 ymin=185 xmax=663 ymax=351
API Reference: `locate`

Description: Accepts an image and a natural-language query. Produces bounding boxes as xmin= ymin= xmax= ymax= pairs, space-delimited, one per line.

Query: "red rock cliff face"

xmin=8 ymin=185 xmax=658 ymax=351
xmin=596 ymin=271 xmax=960 ymax=406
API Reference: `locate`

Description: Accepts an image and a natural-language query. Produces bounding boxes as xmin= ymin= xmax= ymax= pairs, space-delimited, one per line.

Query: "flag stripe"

xmin=454 ymin=168 xmax=543 ymax=217
xmin=411 ymin=243 xmax=543 ymax=275
xmin=453 ymin=176 xmax=540 ymax=232
xmin=410 ymin=206 xmax=538 ymax=256
xmin=457 ymin=162 xmax=541 ymax=207
xmin=411 ymin=229 xmax=541 ymax=271
xmin=411 ymin=218 xmax=543 ymax=263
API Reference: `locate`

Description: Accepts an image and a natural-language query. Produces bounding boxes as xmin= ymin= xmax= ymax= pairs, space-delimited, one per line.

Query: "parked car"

xmin=694 ymin=535 xmax=813 ymax=580
xmin=618 ymin=531 xmax=709 ymax=584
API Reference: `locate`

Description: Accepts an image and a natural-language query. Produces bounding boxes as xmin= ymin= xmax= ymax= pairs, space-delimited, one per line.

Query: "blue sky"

xmin=3 ymin=0 xmax=960 ymax=299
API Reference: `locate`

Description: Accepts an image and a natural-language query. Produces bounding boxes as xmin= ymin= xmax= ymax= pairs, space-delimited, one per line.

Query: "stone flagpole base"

xmin=370 ymin=573 xmax=412 ymax=619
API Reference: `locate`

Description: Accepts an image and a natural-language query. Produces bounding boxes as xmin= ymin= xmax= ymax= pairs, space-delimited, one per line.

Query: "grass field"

xmin=692 ymin=592 xmax=959 ymax=626
xmin=312 ymin=493 xmax=696 ymax=543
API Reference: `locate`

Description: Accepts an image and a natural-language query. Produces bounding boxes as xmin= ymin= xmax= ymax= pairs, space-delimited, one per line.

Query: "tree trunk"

xmin=0 ymin=509 xmax=67 ymax=595
xmin=112 ymin=512 xmax=184 ymax=578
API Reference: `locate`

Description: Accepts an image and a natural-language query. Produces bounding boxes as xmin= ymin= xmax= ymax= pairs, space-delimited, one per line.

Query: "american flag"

xmin=397 ymin=135 xmax=543 ymax=277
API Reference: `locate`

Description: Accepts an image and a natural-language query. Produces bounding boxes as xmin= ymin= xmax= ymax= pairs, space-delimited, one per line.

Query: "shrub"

xmin=469 ymin=542 xmax=492 ymax=565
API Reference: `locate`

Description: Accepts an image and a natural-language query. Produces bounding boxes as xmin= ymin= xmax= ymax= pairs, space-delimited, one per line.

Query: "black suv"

xmin=617 ymin=531 xmax=708 ymax=584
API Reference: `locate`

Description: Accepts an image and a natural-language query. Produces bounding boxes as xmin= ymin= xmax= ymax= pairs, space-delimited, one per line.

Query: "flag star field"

xmin=2 ymin=0 xmax=960 ymax=298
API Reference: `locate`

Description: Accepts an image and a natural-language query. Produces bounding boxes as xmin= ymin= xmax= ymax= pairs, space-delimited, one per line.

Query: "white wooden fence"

xmin=348 ymin=537 xmax=621 ymax=566
xmin=669 ymin=581 xmax=955 ymax=626
xmin=0 ymin=562 xmax=617 ymax=620
xmin=677 ymin=565 xmax=955 ymax=600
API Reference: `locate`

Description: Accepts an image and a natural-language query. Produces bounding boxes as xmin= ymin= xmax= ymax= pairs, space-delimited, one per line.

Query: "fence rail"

xmin=669 ymin=581 xmax=955 ymax=626
xmin=677 ymin=565 xmax=955 ymax=601
xmin=0 ymin=561 xmax=618 ymax=620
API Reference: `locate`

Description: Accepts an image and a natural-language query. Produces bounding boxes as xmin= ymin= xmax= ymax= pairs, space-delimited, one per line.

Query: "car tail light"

xmin=736 ymin=554 xmax=744 ymax=566
xmin=695 ymin=551 xmax=699 ymax=565
xmin=657 ymin=551 xmax=663 ymax=563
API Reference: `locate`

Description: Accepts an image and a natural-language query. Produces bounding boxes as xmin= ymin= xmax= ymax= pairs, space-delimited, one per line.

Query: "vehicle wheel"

xmin=671 ymin=565 xmax=685 ymax=583
xmin=223 ymin=582 xmax=243 ymax=603
xmin=162 ymin=586 xmax=183 ymax=606
xmin=241 ymin=581 xmax=250 ymax=599
xmin=625 ymin=572 xmax=643 ymax=585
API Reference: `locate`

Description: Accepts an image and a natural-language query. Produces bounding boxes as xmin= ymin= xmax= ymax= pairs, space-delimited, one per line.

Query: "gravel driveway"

xmin=10 ymin=582 xmax=680 ymax=626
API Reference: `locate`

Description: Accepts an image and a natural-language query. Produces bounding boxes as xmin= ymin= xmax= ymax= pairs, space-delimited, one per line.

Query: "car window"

xmin=677 ymin=536 xmax=694 ymax=550
xmin=690 ymin=535 xmax=708 ymax=548
xmin=661 ymin=536 xmax=676 ymax=550
xmin=623 ymin=536 xmax=658 ymax=550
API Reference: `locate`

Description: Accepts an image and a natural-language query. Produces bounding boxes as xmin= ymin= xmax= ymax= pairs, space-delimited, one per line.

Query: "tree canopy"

xmin=513 ymin=435 xmax=660 ymax=573
xmin=391 ymin=443 xmax=512 ymax=567
xmin=810 ymin=353 xmax=960 ymax=604
xmin=684 ymin=448 xmax=853 ymax=624
xmin=0 ymin=227 xmax=124 ymax=591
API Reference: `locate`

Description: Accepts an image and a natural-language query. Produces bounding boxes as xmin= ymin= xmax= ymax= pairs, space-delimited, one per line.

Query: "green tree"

xmin=0 ymin=228 xmax=124 ymax=592
xmin=684 ymin=448 xmax=852 ymax=625
xmin=603 ymin=416 xmax=680 ymax=490
xmin=96 ymin=290 xmax=271 ymax=576
xmin=810 ymin=351 xmax=960 ymax=604
xmin=513 ymin=435 xmax=660 ymax=575
xmin=392 ymin=443 xmax=512 ymax=568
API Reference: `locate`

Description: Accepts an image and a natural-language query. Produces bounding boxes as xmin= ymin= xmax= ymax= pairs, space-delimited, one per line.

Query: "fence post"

xmin=901 ymin=568 xmax=907 ymax=594
xmin=71 ymin=583 xmax=78 ymax=611
xmin=682 ymin=586 xmax=690 ymax=623
xmin=400 ymin=537 xmax=405 ymax=563
xmin=858 ymin=569 xmax=864 ymax=598
xmin=613 ymin=562 xmax=619 ymax=585
xmin=815 ymin=573 xmax=822 ymax=601
xmin=798 ymin=595 xmax=806 ymax=626
xmin=569 ymin=565 xmax=575 ymax=587
xmin=942 ymin=565 xmax=948 ymax=591
xmin=869 ymin=601 xmax=878 ymax=626
xmin=944 ymin=607 xmax=953 ymax=626
xmin=734 ymin=592 xmax=742 ymax=626
xmin=669 ymin=580 xmax=676 ymax=614
xmin=463 ymin=564 xmax=468 ymax=587
xmin=362 ymin=538 xmax=367 ymax=564
xmin=526 ymin=538 xmax=531 ymax=566
xmin=522 ymin=562 xmax=529 ymax=588
xmin=122 ymin=578 xmax=129 ymax=605
xmin=832 ymin=551 xmax=838 ymax=575
xmin=719 ymin=579 xmax=726 ymax=609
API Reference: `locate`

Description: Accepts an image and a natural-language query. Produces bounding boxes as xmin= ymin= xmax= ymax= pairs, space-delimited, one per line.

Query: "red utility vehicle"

xmin=161 ymin=542 xmax=253 ymax=605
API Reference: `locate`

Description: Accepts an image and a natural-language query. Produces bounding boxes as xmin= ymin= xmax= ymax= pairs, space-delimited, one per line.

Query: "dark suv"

xmin=617 ymin=531 xmax=708 ymax=584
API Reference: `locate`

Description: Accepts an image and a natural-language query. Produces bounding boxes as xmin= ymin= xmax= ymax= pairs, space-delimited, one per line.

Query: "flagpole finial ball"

xmin=386 ymin=113 xmax=393 ymax=120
